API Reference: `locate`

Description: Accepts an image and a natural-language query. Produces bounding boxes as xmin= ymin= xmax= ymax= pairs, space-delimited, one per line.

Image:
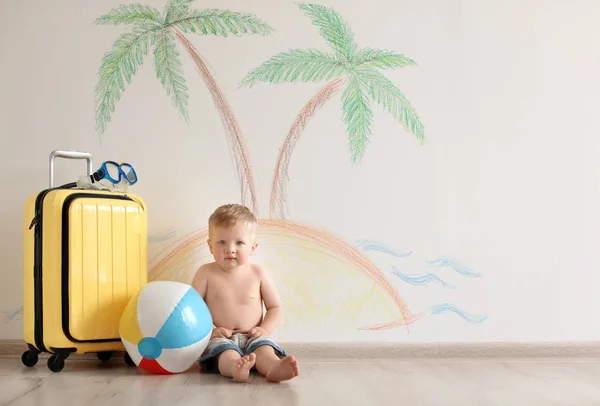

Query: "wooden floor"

xmin=1 ymin=355 xmax=600 ymax=405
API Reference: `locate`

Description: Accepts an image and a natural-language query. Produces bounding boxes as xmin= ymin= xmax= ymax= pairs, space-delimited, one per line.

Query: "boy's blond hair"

xmin=208 ymin=204 xmax=258 ymax=238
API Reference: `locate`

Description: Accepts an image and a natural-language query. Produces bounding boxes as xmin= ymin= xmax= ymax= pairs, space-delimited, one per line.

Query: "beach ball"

xmin=119 ymin=281 xmax=212 ymax=374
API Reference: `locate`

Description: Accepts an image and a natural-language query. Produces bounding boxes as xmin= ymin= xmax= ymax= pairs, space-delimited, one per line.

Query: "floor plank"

xmin=1 ymin=356 xmax=599 ymax=406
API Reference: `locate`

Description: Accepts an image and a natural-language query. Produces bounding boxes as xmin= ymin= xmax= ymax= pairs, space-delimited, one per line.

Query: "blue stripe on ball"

xmin=155 ymin=287 xmax=213 ymax=349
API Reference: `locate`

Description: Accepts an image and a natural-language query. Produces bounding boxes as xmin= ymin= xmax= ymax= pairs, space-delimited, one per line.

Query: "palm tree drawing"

xmin=95 ymin=0 xmax=274 ymax=214
xmin=240 ymin=3 xmax=425 ymax=218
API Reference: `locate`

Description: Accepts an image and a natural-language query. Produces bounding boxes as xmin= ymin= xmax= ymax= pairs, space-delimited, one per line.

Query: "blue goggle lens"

xmin=97 ymin=161 xmax=138 ymax=185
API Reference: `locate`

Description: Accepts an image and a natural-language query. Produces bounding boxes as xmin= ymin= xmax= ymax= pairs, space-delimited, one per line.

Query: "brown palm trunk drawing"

xmin=175 ymin=32 xmax=259 ymax=215
xmin=270 ymin=77 xmax=346 ymax=218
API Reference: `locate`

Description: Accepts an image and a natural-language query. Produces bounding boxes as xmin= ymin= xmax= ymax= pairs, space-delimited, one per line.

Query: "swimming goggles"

xmin=91 ymin=161 xmax=138 ymax=185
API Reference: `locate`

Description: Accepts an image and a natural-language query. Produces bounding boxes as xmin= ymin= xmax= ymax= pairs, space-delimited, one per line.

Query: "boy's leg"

xmin=218 ymin=350 xmax=256 ymax=383
xmin=251 ymin=345 xmax=299 ymax=383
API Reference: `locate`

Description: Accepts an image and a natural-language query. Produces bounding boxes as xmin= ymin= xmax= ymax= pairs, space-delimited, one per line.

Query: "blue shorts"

xmin=198 ymin=333 xmax=287 ymax=373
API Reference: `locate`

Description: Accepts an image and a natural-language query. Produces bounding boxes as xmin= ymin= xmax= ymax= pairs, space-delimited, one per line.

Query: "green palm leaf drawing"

xmin=172 ymin=9 xmax=273 ymax=36
xmin=240 ymin=49 xmax=346 ymax=87
xmin=163 ymin=0 xmax=193 ymax=24
xmin=95 ymin=4 xmax=162 ymax=26
xmin=240 ymin=2 xmax=424 ymax=218
xmin=353 ymin=48 xmax=417 ymax=70
xmin=95 ymin=1 xmax=273 ymax=214
xmin=154 ymin=29 xmax=189 ymax=122
xmin=356 ymin=68 xmax=424 ymax=143
xmin=342 ymin=78 xmax=373 ymax=163
xmin=298 ymin=3 xmax=356 ymax=60
xmin=95 ymin=24 xmax=159 ymax=135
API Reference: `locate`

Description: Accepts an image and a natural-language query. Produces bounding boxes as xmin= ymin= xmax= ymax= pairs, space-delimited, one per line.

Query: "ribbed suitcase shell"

xmin=23 ymin=188 xmax=147 ymax=360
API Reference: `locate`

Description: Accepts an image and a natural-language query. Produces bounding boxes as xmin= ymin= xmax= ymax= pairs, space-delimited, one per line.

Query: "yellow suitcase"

xmin=21 ymin=151 xmax=148 ymax=372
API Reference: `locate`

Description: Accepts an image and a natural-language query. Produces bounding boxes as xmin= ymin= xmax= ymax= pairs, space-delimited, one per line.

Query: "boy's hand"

xmin=248 ymin=326 xmax=269 ymax=338
xmin=211 ymin=327 xmax=232 ymax=339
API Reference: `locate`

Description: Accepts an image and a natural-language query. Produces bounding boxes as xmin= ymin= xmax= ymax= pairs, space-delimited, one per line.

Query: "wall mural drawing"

xmin=355 ymin=239 xmax=412 ymax=258
xmin=148 ymin=226 xmax=177 ymax=244
xmin=368 ymin=244 xmax=485 ymax=324
xmin=3 ymin=306 xmax=23 ymax=324
xmin=430 ymin=303 xmax=487 ymax=324
xmin=95 ymin=2 xmax=485 ymax=338
xmin=426 ymin=255 xmax=484 ymax=278
xmin=391 ymin=266 xmax=457 ymax=290
xmin=95 ymin=0 xmax=273 ymax=213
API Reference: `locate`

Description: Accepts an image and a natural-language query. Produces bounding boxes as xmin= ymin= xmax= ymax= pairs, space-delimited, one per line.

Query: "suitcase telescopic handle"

xmin=49 ymin=150 xmax=93 ymax=188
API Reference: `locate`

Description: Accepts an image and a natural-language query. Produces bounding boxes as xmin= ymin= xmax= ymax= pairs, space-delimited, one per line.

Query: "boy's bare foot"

xmin=232 ymin=353 xmax=256 ymax=383
xmin=266 ymin=356 xmax=299 ymax=383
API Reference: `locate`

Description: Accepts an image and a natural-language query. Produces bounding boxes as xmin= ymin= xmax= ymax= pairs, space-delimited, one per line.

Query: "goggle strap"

xmin=91 ymin=169 xmax=105 ymax=183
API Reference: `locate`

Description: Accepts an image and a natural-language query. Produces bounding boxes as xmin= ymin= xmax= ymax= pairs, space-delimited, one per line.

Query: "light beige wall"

xmin=1 ymin=0 xmax=600 ymax=342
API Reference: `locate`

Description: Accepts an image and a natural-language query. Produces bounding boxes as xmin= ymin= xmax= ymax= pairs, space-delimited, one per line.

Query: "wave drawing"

xmin=426 ymin=255 xmax=483 ymax=278
xmin=430 ymin=303 xmax=487 ymax=324
xmin=356 ymin=240 xmax=412 ymax=258
xmin=391 ymin=266 xmax=455 ymax=289
xmin=148 ymin=226 xmax=177 ymax=244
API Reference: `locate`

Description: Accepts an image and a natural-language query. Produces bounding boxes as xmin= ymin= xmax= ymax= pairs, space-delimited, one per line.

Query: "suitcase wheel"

xmin=97 ymin=351 xmax=113 ymax=362
xmin=124 ymin=352 xmax=135 ymax=367
xmin=47 ymin=354 xmax=65 ymax=373
xmin=21 ymin=350 xmax=39 ymax=367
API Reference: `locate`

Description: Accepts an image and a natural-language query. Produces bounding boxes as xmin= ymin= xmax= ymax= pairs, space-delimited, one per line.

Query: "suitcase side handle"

xmin=49 ymin=150 xmax=93 ymax=188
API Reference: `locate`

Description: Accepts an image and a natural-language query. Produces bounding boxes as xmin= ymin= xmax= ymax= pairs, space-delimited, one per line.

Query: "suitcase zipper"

xmin=28 ymin=214 xmax=39 ymax=230
xmin=61 ymin=193 xmax=136 ymax=343
xmin=31 ymin=188 xmax=54 ymax=353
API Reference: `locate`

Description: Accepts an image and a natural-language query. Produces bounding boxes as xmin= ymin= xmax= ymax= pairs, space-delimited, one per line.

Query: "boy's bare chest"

xmin=208 ymin=273 xmax=261 ymax=303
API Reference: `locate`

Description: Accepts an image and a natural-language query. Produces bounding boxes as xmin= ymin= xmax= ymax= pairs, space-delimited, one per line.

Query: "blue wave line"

xmin=3 ymin=306 xmax=23 ymax=323
xmin=391 ymin=266 xmax=455 ymax=289
xmin=426 ymin=255 xmax=482 ymax=278
xmin=430 ymin=303 xmax=487 ymax=324
xmin=148 ymin=227 xmax=176 ymax=244
xmin=356 ymin=240 xmax=412 ymax=258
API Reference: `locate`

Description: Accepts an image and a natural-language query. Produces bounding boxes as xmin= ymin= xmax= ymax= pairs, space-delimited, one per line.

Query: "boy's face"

xmin=208 ymin=223 xmax=257 ymax=271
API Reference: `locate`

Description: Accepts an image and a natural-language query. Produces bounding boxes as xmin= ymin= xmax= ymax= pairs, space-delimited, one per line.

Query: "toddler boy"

xmin=192 ymin=204 xmax=299 ymax=383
